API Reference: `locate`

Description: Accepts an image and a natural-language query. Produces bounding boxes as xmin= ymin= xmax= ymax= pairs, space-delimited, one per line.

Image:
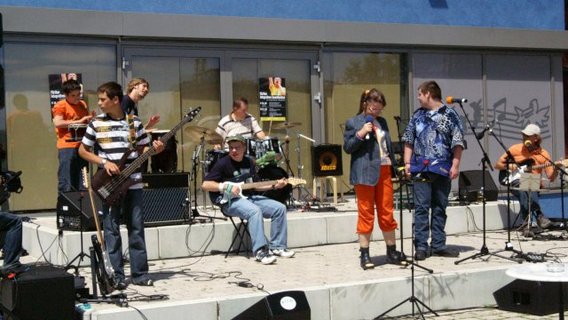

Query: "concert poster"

xmin=259 ymin=76 xmax=287 ymax=121
xmin=49 ymin=73 xmax=83 ymax=108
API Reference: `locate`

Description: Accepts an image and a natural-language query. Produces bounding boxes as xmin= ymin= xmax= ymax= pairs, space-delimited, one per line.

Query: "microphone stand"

xmin=488 ymin=130 xmax=525 ymax=255
xmin=453 ymin=102 xmax=520 ymax=265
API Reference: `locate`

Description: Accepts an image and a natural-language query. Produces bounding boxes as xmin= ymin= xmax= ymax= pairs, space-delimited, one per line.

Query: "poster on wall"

xmin=259 ymin=76 xmax=287 ymax=121
xmin=49 ymin=73 xmax=83 ymax=108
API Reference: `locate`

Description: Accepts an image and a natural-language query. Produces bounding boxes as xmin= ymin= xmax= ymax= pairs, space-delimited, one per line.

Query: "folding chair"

xmin=220 ymin=207 xmax=251 ymax=258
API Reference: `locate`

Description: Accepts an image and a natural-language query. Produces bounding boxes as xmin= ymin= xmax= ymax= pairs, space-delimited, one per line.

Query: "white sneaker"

xmin=255 ymin=248 xmax=277 ymax=265
xmin=272 ymin=248 xmax=295 ymax=258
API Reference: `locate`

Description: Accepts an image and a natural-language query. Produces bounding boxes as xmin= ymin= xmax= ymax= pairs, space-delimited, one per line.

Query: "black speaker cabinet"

xmin=234 ymin=290 xmax=310 ymax=320
xmin=311 ymin=144 xmax=343 ymax=177
xmin=1 ymin=265 xmax=75 ymax=320
xmin=458 ymin=170 xmax=498 ymax=203
xmin=143 ymin=187 xmax=189 ymax=227
xmin=494 ymin=279 xmax=568 ymax=315
xmin=56 ymin=191 xmax=101 ymax=231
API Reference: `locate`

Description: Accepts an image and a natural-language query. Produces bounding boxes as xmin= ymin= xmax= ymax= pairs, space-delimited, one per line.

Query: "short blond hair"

xmin=126 ymin=78 xmax=149 ymax=94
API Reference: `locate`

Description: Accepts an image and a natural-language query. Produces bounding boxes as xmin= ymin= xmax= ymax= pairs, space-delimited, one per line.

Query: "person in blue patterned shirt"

xmin=402 ymin=80 xmax=464 ymax=261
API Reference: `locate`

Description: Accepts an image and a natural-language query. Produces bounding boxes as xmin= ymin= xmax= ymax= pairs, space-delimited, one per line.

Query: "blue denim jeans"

xmin=103 ymin=189 xmax=149 ymax=282
xmin=58 ymin=148 xmax=87 ymax=192
xmin=0 ymin=212 xmax=22 ymax=267
xmin=413 ymin=173 xmax=451 ymax=251
xmin=221 ymin=195 xmax=288 ymax=254
xmin=511 ymin=187 xmax=542 ymax=222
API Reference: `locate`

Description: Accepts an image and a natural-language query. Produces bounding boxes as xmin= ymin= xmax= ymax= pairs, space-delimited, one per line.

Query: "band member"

xmin=494 ymin=123 xmax=554 ymax=233
xmin=79 ymin=82 xmax=164 ymax=289
xmin=202 ymin=135 xmax=294 ymax=265
xmin=52 ymin=79 xmax=94 ymax=193
xmin=215 ymin=97 xmax=266 ymax=149
xmin=402 ymin=80 xmax=464 ymax=261
xmin=343 ymin=88 xmax=403 ymax=270
xmin=121 ymin=78 xmax=160 ymax=130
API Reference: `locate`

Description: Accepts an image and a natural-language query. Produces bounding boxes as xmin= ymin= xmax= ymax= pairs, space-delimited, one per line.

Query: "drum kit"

xmin=183 ymin=121 xmax=312 ymax=206
xmin=66 ymin=123 xmax=87 ymax=142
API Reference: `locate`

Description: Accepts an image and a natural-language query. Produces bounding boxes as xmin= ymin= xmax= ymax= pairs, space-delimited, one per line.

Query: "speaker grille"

xmin=143 ymin=187 xmax=189 ymax=227
xmin=311 ymin=144 xmax=343 ymax=177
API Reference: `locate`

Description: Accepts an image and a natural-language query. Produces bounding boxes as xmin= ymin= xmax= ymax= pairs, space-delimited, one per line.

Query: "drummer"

xmin=215 ymin=97 xmax=266 ymax=149
xmin=52 ymin=79 xmax=95 ymax=192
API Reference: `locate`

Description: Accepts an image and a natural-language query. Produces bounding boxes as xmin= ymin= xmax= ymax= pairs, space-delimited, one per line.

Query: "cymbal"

xmin=184 ymin=126 xmax=223 ymax=145
xmin=273 ymin=122 xmax=302 ymax=130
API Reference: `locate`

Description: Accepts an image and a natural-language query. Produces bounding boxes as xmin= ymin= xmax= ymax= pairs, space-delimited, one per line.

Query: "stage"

xmin=17 ymin=198 xmax=568 ymax=319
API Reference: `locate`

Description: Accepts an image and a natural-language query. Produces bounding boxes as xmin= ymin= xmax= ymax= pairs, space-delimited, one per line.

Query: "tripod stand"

xmin=376 ymin=177 xmax=436 ymax=319
xmin=64 ymin=190 xmax=91 ymax=274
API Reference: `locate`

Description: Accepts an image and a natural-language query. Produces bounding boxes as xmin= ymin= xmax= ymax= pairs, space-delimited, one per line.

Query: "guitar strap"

xmin=127 ymin=115 xmax=136 ymax=149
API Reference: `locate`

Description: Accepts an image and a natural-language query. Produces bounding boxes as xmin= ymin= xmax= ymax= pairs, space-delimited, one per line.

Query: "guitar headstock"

xmin=183 ymin=107 xmax=202 ymax=122
xmin=287 ymin=178 xmax=306 ymax=187
xmin=81 ymin=167 xmax=90 ymax=189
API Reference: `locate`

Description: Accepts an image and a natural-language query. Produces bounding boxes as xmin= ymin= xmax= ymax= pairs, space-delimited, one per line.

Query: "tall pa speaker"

xmin=234 ymin=290 xmax=310 ymax=320
xmin=458 ymin=170 xmax=498 ymax=203
xmin=1 ymin=265 xmax=75 ymax=320
xmin=494 ymin=279 xmax=568 ymax=315
xmin=311 ymin=144 xmax=343 ymax=177
xmin=56 ymin=191 xmax=101 ymax=231
xmin=142 ymin=173 xmax=189 ymax=227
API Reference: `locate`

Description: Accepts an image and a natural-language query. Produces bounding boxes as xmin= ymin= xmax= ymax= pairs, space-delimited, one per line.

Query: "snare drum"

xmin=67 ymin=123 xmax=87 ymax=142
xmin=206 ymin=150 xmax=229 ymax=172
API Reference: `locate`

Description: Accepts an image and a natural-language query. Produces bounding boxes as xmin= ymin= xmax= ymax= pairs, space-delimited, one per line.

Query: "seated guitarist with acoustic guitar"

xmin=79 ymin=82 xmax=164 ymax=289
xmin=494 ymin=124 xmax=557 ymax=233
xmin=202 ymin=135 xmax=295 ymax=265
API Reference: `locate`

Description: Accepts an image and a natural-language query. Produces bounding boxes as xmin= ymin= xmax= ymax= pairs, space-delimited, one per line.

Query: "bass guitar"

xmin=498 ymin=158 xmax=568 ymax=186
xmin=82 ymin=167 xmax=116 ymax=295
xmin=92 ymin=107 xmax=201 ymax=206
xmin=219 ymin=177 xmax=306 ymax=204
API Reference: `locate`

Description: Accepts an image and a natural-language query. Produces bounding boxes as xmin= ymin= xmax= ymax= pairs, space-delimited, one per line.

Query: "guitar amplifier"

xmin=142 ymin=173 xmax=190 ymax=226
xmin=56 ymin=191 xmax=102 ymax=231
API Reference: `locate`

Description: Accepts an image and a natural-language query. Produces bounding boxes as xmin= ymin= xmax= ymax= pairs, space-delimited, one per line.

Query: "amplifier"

xmin=311 ymin=144 xmax=343 ymax=177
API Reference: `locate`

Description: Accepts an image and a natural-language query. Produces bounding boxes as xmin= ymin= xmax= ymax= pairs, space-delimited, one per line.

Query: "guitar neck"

xmin=240 ymin=180 xmax=279 ymax=191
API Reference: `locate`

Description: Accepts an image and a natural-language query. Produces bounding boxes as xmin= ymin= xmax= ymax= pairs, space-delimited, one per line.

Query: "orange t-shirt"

xmin=498 ymin=143 xmax=555 ymax=178
xmin=52 ymin=99 xmax=90 ymax=149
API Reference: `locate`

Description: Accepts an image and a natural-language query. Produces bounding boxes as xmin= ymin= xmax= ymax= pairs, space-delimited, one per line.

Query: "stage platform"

xmin=17 ymin=198 xmax=568 ymax=319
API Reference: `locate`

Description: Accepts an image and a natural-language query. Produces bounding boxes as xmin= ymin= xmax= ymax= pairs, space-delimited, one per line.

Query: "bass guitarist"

xmin=79 ymin=82 xmax=164 ymax=289
xmin=494 ymin=123 xmax=556 ymax=233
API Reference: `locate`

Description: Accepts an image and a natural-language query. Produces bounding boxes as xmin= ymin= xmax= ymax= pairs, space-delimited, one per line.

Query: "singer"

xmin=402 ymin=80 xmax=465 ymax=261
xmin=343 ymin=88 xmax=403 ymax=270
xmin=494 ymin=124 xmax=555 ymax=234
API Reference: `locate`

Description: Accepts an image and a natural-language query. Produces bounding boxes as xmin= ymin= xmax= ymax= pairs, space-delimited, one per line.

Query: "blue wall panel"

xmin=0 ymin=0 xmax=564 ymax=30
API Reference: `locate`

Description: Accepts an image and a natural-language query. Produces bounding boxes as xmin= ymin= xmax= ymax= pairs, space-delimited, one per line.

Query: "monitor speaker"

xmin=234 ymin=290 xmax=310 ymax=320
xmin=1 ymin=265 xmax=75 ymax=320
xmin=56 ymin=191 xmax=101 ymax=231
xmin=458 ymin=170 xmax=498 ymax=203
xmin=311 ymin=144 xmax=343 ymax=177
xmin=494 ymin=279 xmax=568 ymax=315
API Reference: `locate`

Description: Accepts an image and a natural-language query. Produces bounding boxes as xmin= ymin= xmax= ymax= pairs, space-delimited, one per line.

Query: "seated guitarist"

xmin=202 ymin=135 xmax=295 ymax=265
xmin=79 ymin=82 xmax=164 ymax=289
xmin=494 ymin=124 xmax=556 ymax=232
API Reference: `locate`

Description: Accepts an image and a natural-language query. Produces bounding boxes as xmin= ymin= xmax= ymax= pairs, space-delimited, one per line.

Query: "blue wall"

xmin=0 ymin=0 xmax=564 ymax=30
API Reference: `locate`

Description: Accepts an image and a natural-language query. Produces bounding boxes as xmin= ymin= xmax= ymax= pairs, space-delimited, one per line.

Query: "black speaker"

xmin=458 ymin=170 xmax=498 ymax=203
xmin=1 ymin=265 xmax=75 ymax=320
xmin=311 ymin=144 xmax=343 ymax=177
xmin=56 ymin=191 xmax=101 ymax=231
xmin=234 ymin=290 xmax=310 ymax=320
xmin=143 ymin=187 xmax=189 ymax=227
xmin=494 ymin=279 xmax=568 ymax=315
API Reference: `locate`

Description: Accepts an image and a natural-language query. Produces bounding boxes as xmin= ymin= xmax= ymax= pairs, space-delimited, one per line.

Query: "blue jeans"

xmin=58 ymin=148 xmax=87 ymax=192
xmin=511 ymin=187 xmax=542 ymax=222
xmin=413 ymin=173 xmax=451 ymax=251
xmin=221 ymin=195 xmax=288 ymax=254
xmin=103 ymin=189 xmax=149 ymax=281
xmin=0 ymin=212 xmax=22 ymax=267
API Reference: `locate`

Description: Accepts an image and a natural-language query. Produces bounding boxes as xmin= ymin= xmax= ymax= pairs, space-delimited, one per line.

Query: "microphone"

xmin=475 ymin=120 xmax=496 ymax=140
xmin=365 ymin=115 xmax=373 ymax=140
xmin=446 ymin=96 xmax=468 ymax=104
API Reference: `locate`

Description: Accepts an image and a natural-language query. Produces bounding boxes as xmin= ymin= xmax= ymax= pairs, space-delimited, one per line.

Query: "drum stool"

xmin=312 ymin=176 xmax=341 ymax=206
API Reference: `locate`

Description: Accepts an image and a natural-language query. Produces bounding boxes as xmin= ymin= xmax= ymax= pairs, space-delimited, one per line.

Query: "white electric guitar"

xmin=219 ymin=178 xmax=306 ymax=204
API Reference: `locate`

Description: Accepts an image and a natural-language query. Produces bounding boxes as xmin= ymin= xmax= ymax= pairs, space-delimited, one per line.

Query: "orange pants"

xmin=355 ymin=166 xmax=398 ymax=234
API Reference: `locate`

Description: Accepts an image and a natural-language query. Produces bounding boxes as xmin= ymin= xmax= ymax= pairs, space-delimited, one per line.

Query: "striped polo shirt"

xmin=215 ymin=113 xmax=262 ymax=145
xmin=82 ymin=114 xmax=150 ymax=190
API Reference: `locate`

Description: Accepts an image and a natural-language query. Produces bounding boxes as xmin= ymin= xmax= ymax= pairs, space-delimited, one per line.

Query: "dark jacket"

xmin=343 ymin=113 xmax=396 ymax=186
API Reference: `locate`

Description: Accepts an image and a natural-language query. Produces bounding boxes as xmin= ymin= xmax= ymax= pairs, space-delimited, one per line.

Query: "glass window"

xmin=4 ymin=42 xmax=115 ymax=211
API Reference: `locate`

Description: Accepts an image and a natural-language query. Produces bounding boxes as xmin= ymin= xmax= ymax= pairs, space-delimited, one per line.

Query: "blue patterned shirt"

xmin=402 ymin=105 xmax=464 ymax=176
